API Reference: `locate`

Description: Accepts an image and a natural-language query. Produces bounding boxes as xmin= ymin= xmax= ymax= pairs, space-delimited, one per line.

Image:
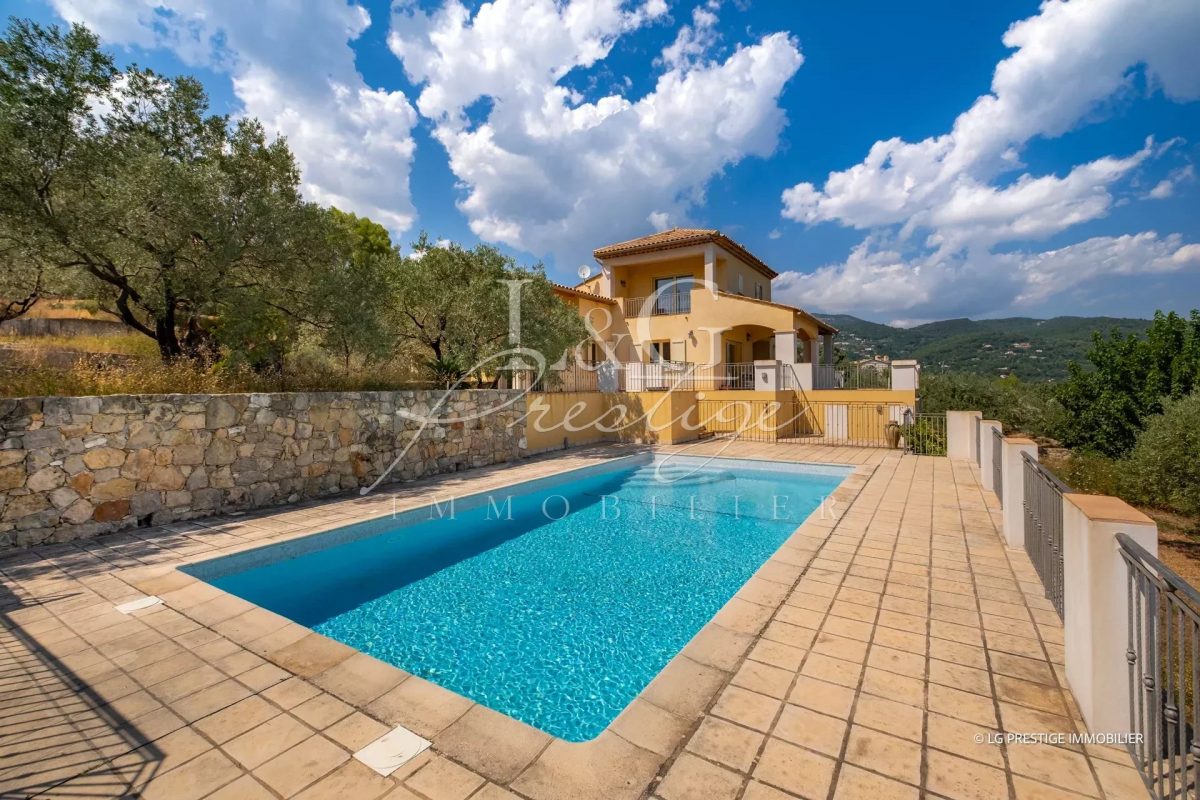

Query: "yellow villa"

xmin=551 ymin=228 xmax=918 ymax=395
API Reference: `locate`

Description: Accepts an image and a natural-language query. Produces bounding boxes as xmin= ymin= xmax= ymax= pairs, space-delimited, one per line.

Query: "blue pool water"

xmin=196 ymin=456 xmax=848 ymax=741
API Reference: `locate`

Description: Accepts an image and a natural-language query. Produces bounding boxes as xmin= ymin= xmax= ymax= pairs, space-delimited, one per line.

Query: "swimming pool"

xmin=186 ymin=455 xmax=850 ymax=741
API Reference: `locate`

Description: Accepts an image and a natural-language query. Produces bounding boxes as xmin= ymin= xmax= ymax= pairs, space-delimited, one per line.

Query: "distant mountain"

xmin=817 ymin=314 xmax=1152 ymax=380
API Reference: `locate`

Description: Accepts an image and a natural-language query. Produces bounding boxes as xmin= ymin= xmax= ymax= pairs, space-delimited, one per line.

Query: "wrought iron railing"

xmin=1117 ymin=532 xmax=1200 ymax=800
xmin=992 ymin=427 xmax=1003 ymax=507
xmin=812 ymin=363 xmax=893 ymax=390
xmin=903 ymin=413 xmax=947 ymax=456
xmin=1022 ymin=452 xmax=1070 ymax=618
xmin=693 ymin=398 xmax=917 ymax=447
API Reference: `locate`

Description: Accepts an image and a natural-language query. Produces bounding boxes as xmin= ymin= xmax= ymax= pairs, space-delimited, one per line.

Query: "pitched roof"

xmin=551 ymin=282 xmax=617 ymax=305
xmin=593 ymin=228 xmax=779 ymax=279
xmin=715 ymin=291 xmax=838 ymax=335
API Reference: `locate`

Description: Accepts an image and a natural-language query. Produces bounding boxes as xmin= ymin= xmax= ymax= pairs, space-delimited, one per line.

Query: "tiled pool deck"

xmin=0 ymin=442 xmax=1147 ymax=800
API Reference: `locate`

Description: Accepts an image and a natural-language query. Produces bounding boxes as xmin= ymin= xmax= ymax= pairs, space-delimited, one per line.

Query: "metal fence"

xmin=905 ymin=413 xmax=947 ymax=456
xmin=813 ymin=363 xmax=893 ymax=390
xmin=690 ymin=398 xmax=934 ymax=451
xmin=1022 ymin=452 xmax=1070 ymax=618
xmin=1117 ymin=532 xmax=1200 ymax=800
xmin=623 ymin=293 xmax=691 ymax=317
xmin=992 ymin=427 xmax=1003 ymax=507
xmin=974 ymin=416 xmax=982 ymax=466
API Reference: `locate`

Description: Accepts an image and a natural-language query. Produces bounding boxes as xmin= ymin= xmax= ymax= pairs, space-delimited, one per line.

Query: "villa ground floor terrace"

xmin=0 ymin=442 xmax=1146 ymax=800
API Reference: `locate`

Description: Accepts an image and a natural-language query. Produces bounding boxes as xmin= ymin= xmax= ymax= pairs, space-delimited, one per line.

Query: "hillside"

xmin=818 ymin=314 xmax=1152 ymax=380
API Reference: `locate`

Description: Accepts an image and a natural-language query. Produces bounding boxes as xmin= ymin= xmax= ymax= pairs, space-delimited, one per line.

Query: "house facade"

xmin=552 ymin=228 xmax=916 ymax=392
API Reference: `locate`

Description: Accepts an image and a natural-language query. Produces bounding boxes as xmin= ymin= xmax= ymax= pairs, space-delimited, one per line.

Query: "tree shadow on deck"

xmin=0 ymin=579 xmax=164 ymax=799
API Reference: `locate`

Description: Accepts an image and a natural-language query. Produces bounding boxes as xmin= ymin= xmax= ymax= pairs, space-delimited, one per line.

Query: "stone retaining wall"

xmin=0 ymin=390 xmax=526 ymax=549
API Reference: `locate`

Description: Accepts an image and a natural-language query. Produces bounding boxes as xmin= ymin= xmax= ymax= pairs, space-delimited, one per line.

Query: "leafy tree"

xmin=316 ymin=208 xmax=399 ymax=372
xmin=1056 ymin=310 xmax=1200 ymax=456
xmin=0 ymin=18 xmax=334 ymax=361
xmin=390 ymin=235 xmax=587 ymax=383
xmin=917 ymin=372 xmax=1062 ymax=440
xmin=1120 ymin=393 xmax=1200 ymax=515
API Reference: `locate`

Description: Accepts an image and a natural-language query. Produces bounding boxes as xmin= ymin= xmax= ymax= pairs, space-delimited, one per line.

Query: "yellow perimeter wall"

xmin=525 ymin=388 xmax=918 ymax=452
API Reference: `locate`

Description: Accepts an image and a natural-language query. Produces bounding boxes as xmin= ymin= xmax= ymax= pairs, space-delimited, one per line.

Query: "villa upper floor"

xmin=553 ymin=228 xmax=838 ymax=364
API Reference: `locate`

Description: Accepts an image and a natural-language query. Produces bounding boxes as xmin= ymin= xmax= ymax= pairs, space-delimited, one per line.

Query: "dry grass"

xmin=0 ymin=352 xmax=437 ymax=397
xmin=22 ymin=299 xmax=109 ymax=320
xmin=0 ymin=331 xmax=160 ymax=356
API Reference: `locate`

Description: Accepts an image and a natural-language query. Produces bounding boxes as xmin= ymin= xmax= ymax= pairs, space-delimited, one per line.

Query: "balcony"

xmin=813 ymin=363 xmax=892 ymax=390
xmin=622 ymin=293 xmax=691 ymax=317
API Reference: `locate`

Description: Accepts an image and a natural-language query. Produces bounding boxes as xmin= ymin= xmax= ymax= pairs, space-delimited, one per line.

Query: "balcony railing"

xmin=813 ymin=363 xmax=892 ymax=390
xmin=622 ymin=292 xmax=692 ymax=317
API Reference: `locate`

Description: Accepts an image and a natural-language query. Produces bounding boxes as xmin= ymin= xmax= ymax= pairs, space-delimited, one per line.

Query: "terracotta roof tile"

xmin=551 ymin=282 xmax=617 ymax=304
xmin=593 ymin=228 xmax=778 ymax=279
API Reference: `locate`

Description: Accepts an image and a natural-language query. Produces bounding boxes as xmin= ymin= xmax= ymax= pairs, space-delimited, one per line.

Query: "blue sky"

xmin=17 ymin=0 xmax=1200 ymax=324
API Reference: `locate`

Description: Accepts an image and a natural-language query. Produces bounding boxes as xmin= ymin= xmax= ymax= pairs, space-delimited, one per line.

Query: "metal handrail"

xmin=1117 ymin=531 xmax=1200 ymax=800
xmin=992 ymin=427 xmax=1003 ymax=507
xmin=1022 ymin=451 xmax=1070 ymax=618
xmin=1118 ymin=533 xmax=1200 ymax=612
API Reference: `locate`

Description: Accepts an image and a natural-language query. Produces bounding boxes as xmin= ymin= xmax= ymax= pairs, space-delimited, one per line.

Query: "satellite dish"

xmin=577 ymin=265 xmax=591 ymax=279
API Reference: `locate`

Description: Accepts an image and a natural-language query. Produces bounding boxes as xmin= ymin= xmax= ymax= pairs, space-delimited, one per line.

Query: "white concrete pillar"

xmin=754 ymin=360 xmax=780 ymax=391
xmin=774 ymin=330 xmax=797 ymax=365
xmin=891 ymin=360 xmax=920 ymax=390
xmin=945 ymin=411 xmax=983 ymax=461
xmin=1001 ymin=437 xmax=1038 ymax=549
xmin=1063 ymin=494 xmax=1157 ymax=734
xmin=978 ymin=420 xmax=1002 ymax=493
xmin=704 ymin=243 xmax=717 ymax=294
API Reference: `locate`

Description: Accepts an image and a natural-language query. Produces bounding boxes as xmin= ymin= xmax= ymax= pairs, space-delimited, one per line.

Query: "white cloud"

xmin=389 ymin=0 xmax=802 ymax=265
xmin=776 ymin=232 xmax=1200 ymax=318
xmin=660 ymin=0 xmax=721 ymax=70
xmin=49 ymin=0 xmax=419 ymax=235
xmin=779 ymin=0 xmax=1200 ymax=318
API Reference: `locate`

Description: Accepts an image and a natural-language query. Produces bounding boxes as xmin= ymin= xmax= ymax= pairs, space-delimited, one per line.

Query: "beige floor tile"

xmin=752 ymin=737 xmax=835 ymax=799
xmin=800 ymin=652 xmax=862 ymax=689
xmin=925 ymin=712 xmax=1004 ymax=768
xmin=771 ymin=704 xmax=846 ymax=758
xmin=205 ymin=774 xmax=277 ymax=800
xmin=732 ymin=659 xmax=795 ymax=700
xmin=748 ymin=639 xmax=807 ymax=671
xmin=788 ymin=675 xmax=856 ymax=720
xmin=711 ymin=685 xmax=782 ymax=733
xmin=294 ymin=759 xmax=395 ymax=800
xmin=681 ymin=624 xmax=754 ymax=672
xmin=657 ymin=752 xmax=744 ymax=800
xmin=925 ymin=749 xmax=1010 ymax=800
xmin=927 ymin=683 xmax=998 ymax=727
xmin=260 ymin=675 xmax=321 ymax=709
xmin=641 ymin=656 xmax=730 ymax=721
xmin=686 ymin=716 xmax=764 ymax=773
xmin=510 ymin=732 xmax=661 ymax=800
xmin=832 ymin=764 xmax=919 ymax=800
xmin=254 ymin=735 xmax=349 ymax=797
xmin=269 ymin=632 xmax=356 ymax=678
xmin=293 ymin=692 xmax=355 ymax=729
xmin=1007 ymin=743 xmax=1100 ymax=797
xmin=324 ymin=711 xmax=391 ymax=751
xmin=313 ymin=652 xmax=408 ymax=707
xmin=434 ymin=703 xmax=552 ymax=783
xmin=851 ymin=694 xmax=923 ymax=743
xmin=742 ymin=779 xmax=801 ymax=800
xmin=223 ymin=713 xmax=315 ymax=769
xmin=609 ymin=698 xmax=691 ymax=759
xmin=139 ymin=749 xmax=242 ymax=800
xmin=367 ymin=676 xmax=473 ymax=739
xmin=193 ymin=695 xmax=280 ymax=744
xmin=995 ymin=675 xmax=1069 ymax=716
xmin=844 ymin=725 xmax=921 ymax=785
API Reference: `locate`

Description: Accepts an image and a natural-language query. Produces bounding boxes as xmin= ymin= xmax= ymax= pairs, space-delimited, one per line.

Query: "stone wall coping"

xmin=1064 ymin=493 xmax=1154 ymax=525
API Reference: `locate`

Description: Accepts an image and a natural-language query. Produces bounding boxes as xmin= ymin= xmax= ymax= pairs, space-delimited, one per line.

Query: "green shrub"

xmin=1120 ymin=394 xmax=1200 ymax=515
xmin=918 ymin=372 xmax=1063 ymax=440
xmin=1054 ymin=451 xmax=1123 ymax=496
